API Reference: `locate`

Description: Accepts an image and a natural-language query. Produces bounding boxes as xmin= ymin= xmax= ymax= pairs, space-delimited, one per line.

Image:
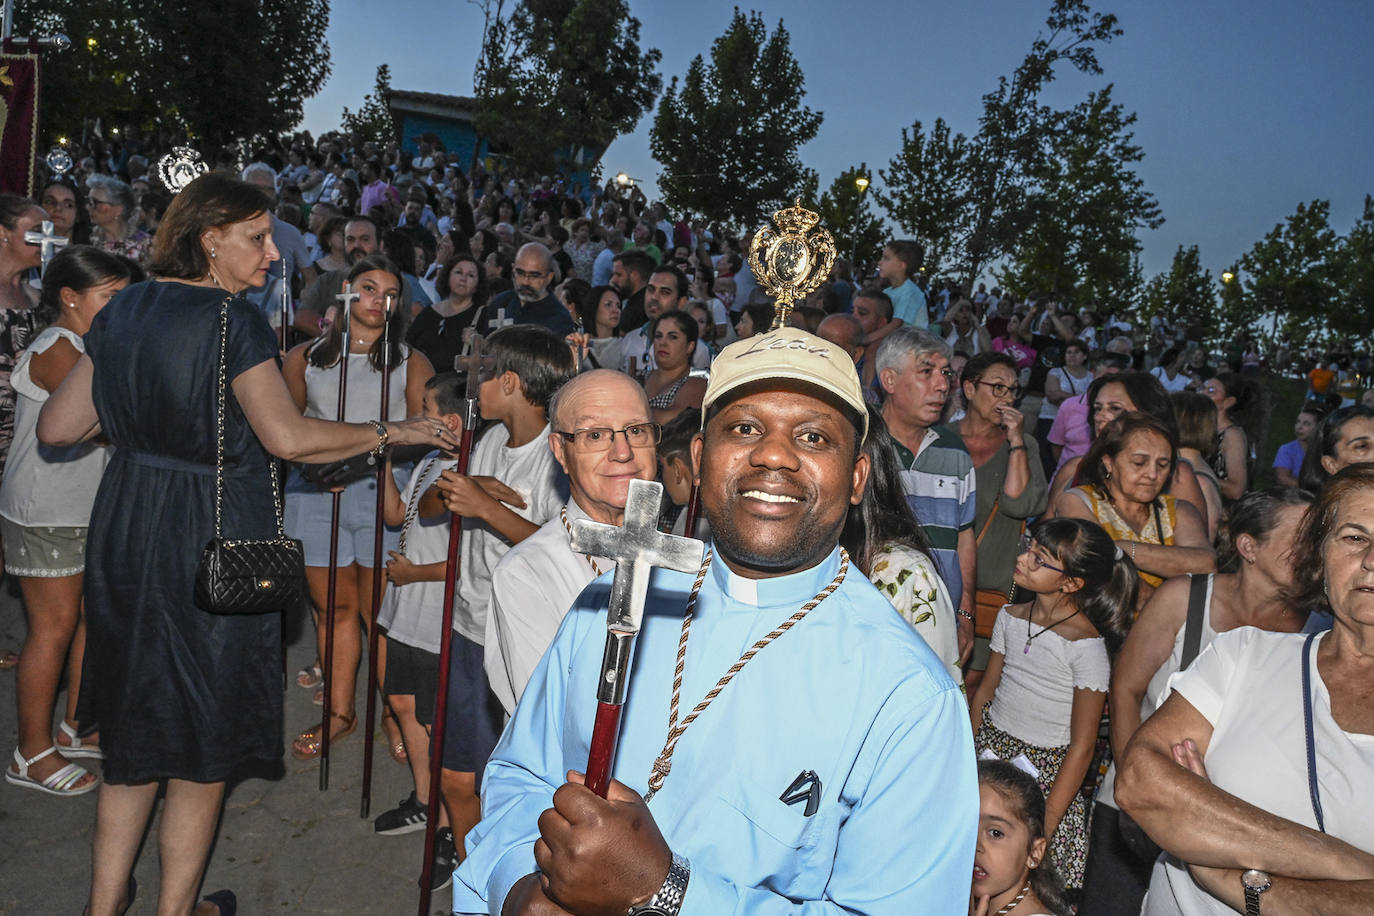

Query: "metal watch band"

xmin=1244 ymin=885 xmax=1262 ymax=916
xmin=627 ymin=852 xmax=690 ymax=916
xmin=1242 ymin=869 xmax=1271 ymax=916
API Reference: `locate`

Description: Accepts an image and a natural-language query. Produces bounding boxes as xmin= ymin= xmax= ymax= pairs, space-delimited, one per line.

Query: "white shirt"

xmin=1144 ymin=629 xmax=1374 ymax=915
xmin=485 ymin=497 xmax=611 ymax=715
xmin=452 ymin=423 xmax=567 ymax=644
xmin=618 ymin=324 xmax=711 ymax=374
xmin=987 ymin=606 xmax=1109 ymax=747
xmin=377 ymin=453 xmax=455 ymax=653
xmin=1150 ymin=365 xmax=1191 ymax=392
xmin=0 ymin=327 xmax=109 ymax=527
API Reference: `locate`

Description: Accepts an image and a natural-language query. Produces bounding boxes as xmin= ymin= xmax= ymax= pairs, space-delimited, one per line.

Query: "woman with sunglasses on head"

xmin=958 ymin=352 xmax=1049 ymax=691
xmin=970 ymin=517 xmax=1136 ymax=901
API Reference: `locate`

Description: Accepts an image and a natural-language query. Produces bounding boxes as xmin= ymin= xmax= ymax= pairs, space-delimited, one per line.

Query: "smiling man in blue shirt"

xmin=453 ymin=327 xmax=978 ymax=916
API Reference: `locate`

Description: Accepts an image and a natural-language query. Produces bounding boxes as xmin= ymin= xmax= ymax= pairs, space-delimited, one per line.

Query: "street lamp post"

xmin=852 ymin=173 xmax=870 ymax=262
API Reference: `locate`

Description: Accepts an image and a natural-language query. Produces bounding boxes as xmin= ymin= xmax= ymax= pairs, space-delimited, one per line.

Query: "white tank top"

xmin=303 ymin=346 xmax=410 ymax=423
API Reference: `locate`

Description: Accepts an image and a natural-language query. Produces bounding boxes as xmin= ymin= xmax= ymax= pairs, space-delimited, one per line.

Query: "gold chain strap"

xmin=396 ymin=455 xmax=441 ymax=555
xmin=559 ymin=507 xmax=603 ymax=577
xmin=644 ymin=548 xmax=850 ymax=801
xmin=214 ymin=297 xmax=289 ymax=544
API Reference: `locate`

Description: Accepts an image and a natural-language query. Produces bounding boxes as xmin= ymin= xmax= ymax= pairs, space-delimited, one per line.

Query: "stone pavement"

xmin=0 ymin=585 xmax=455 ymax=915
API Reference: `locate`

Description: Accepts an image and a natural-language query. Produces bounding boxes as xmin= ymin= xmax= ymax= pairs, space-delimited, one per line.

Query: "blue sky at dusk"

xmin=302 ymin=0 xmax=1374 ymax=281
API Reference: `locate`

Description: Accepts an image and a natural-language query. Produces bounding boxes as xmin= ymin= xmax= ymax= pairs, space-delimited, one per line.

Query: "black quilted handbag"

xmin=193 ymin=296 xmax=305 ymax=615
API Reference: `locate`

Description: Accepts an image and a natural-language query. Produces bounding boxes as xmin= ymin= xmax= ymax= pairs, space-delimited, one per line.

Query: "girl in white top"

xmin=971 ymin=517 xmax=1136 ymax=891
xmin=1038 ymin=339 xmax=1091 ymax=425
xmin=1 ymin=246 xmax=137 ymax=797
xmin=973 ymin=759 xmax=1071 ymax=916
xmin=281 ymin=255 xmax=435 ymax=759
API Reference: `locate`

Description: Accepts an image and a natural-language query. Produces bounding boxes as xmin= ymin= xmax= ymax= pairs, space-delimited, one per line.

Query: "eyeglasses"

xmin=975 ymin=380 xmax=1024 ymax=399
xmin=1018 ymin=535 xmax=1064 ymax=574
xmin=555 ymin=423 xmax=661 ymax=451
xmin=512 ymin=267 xmax=547 ymax=281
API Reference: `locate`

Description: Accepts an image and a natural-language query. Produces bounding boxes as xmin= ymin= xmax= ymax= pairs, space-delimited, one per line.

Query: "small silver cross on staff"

xmin=25 ymin=220 xmax=69 ymax=277
xmin=569 ymin=477 xmax=704 ymax=797
xmin=334 ymin=281 xmax=361 ymax=326
xmin=493 ymin=305 xmax=515 ymax=330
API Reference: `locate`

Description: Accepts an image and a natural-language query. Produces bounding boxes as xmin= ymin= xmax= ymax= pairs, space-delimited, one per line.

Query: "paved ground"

xmin=0 ymin=584 xmax=455 ymax=915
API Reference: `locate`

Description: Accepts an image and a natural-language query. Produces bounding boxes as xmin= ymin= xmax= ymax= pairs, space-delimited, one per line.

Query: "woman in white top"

xmin=2 ymin=247 xmax=138 ymax=797
xmin=1118 ymin=465 xmax=1374 ymax=914
xmin=1039 ymin=337 xmax=1091 ymax=431
xmin=942 ymin=298 xmax=992 ymax=356
xmin=970 ymin=517 xmax=1136 ymax=893
xmin=1079 ymin=488 xmax=1312 ymax=914
xmin=282 ymin=254 xmax=434 ymax=759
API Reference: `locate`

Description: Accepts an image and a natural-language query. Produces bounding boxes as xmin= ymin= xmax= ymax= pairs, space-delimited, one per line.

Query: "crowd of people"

xmin=1 ymin=131 xmax=1373 ymax=916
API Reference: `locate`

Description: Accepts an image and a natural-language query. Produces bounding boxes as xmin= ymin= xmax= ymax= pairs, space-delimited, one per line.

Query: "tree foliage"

xmin=1230 ymin=200 xmax=1339 ymax=346
xmin=875 ymin=119 xmax=972 ymax=278
xmin=650 ymin=8 xmax=822 ymax=231
xmin=17 ymin=0 xmax=330 ymax=145
xmin=341 ymin=64 xmax=395 ymax=149
xmin=1331 ymin=195 xmax=1374 ymax=342
xmin=875 ymin=0 xmax=1127 ymax=289
xmin=998 ymin=85 xmax=1162 ymax=303
xmin=472 ymin=0 xmax=662 ymax=173
xmin=1140 ymin=245 xmax=1216 ymax=337
xmin=814 ymin=164 xmax=885 ymax=263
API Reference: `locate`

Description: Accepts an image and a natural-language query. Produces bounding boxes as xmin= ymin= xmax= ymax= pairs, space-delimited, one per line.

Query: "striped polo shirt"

xmin=891 ymin=425 xmax=977 ymax=608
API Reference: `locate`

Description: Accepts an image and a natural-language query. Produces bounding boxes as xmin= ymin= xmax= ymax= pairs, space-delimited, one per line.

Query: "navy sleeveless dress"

xmin=78 ymin=280 xmax=285 ymax=783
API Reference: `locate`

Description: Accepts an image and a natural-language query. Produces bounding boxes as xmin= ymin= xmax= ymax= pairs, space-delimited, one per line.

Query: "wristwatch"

xmin=627 ymin=852 xmax=690 ymax=916
xmin=1241 ymin=868 xmax=1272 ymax=915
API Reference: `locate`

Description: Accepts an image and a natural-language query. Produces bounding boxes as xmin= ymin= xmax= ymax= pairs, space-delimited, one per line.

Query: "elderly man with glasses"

xmin=483 ymin=369 xmax=661 ymax=716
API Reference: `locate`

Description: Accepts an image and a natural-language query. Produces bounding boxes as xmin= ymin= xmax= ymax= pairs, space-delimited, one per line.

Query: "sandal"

xmin=382 ymin=713 xmax=408 ymax=763
xmin=201 ymin=889 xmax=236 ymax=916
xmin=296 ymin=662 xmax=323 ymax=690
xmin=5 ymin=745 xmax=98 ymax=796
xmin=291 ymin=713 xmax=357 ymax=760
xmin=57 ymin=720 xmax=103 ymax=760
xmin=0 ymin=650 xmax=17 ymax=670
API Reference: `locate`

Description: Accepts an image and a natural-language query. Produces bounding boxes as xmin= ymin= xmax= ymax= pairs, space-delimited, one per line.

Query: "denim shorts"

xmin=284 ymin=468 xmax=403 ymax=567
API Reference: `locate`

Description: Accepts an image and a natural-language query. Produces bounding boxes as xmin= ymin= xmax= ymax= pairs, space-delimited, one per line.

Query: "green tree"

xmin=18 ymin=0 xmax=330 ymax=145
xmin=875 ymin=119 xmax=972 ymax=278
xmin=962 ymin=0 xmax=1123 ymax=289
xmin=997 ymin=85 xmax=1162 ymax=303
xmin=1140 ymin=245 xmax=1217 ymax=338
xmin=341 ymin=64 xmax=396 ymax=149
xmin=1332 ymin=195 xmax=1374 ymax=342
xmin=1235 ymin=200 xmax=1339 ymax=346
xmin=473 ymin=0 xmax=661 ymax=173
xmin=650 ymin=9 xmax=822 ymax=231
xmin=814 ymin=165 xmax=885 ymax=263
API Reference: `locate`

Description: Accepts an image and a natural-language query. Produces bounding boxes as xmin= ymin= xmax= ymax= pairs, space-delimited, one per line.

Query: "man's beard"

xmin=347 ymin=247 xmax=369 ymax=265
xmin=515 ymin=284 xmax=542 ymax=303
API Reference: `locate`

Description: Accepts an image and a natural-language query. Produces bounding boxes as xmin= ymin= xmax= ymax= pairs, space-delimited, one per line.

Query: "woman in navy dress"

xmin=39 ymin=173 xmax=457 ymax=916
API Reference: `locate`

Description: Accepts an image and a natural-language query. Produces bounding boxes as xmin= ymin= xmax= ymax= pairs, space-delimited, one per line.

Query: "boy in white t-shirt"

xmin=432 ymin=325 xmax=573 ymax=871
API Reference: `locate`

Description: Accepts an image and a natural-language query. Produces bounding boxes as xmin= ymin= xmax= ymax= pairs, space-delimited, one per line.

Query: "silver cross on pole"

xmin=570 ymin=478 xmax=703 ymax=797
xmin=570 ymin=478 xmax=704 ymax=703
xmin=493 ymin=305 xmax=515 ymax=330
xmin=335 ymin=280 xmax=361 ymax=317
xmin=25 ymin=220 xmax=68 ymax=276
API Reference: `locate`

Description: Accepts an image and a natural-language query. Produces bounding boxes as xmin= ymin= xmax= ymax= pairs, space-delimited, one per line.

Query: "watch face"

xmin=1242 ymin=869 xmax=1272 ymax=891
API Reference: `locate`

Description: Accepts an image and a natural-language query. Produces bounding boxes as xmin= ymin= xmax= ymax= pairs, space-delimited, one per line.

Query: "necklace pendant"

xmin=1023 ymin=643 xmax=1031 ymax=654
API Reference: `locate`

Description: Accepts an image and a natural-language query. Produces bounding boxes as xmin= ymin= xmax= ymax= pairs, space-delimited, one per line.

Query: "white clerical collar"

xmin=710 ymin=546 xmax=843 ymax=610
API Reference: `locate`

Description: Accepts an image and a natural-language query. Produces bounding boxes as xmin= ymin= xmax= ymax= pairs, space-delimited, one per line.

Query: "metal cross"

xmin=453 ymin=333 xmax=485 ymax=427
xmin=571 ymin=478 xmax=704 ymax=702
xmin=493 ymin=306 xmax=515 ymax=329
xmin=24 ymin=220 xmax=68 ymax=275
xmin=335 ymin=280 xmax=361 ymax=316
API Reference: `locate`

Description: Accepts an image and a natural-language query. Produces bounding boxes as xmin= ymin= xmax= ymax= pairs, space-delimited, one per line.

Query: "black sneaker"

xmin=428 ymin=827 xmax=456 ymax=892
xmin=373 ymin=791 xmax=427 ymax=836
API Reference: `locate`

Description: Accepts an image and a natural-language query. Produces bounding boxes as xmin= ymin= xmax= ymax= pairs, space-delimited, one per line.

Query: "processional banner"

xmin=0 ymin=43 xmax=40 ymax=196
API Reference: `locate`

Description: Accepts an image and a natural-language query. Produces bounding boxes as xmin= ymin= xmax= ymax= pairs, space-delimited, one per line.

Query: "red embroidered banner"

xmin=0 ymin=48 xmax=40 ymax=196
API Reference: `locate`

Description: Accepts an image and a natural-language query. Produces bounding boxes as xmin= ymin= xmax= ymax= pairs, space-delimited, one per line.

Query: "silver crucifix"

xmin=570 ymin=478 xmax=704 ymax=704
xmin=25 ymin=220 xmax=68 ymax=276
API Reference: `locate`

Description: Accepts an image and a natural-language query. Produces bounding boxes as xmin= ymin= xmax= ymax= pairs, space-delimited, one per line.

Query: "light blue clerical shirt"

xmin=452 ymin=546 xmax=979 ymax=915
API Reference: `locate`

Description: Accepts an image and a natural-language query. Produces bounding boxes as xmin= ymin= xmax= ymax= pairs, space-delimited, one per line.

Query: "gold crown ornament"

xmin=746 ymin=199 xmax=837 ymax=330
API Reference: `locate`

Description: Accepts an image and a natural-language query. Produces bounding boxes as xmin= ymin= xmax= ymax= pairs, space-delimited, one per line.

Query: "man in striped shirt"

xmin=877 ymin=327 xmax=976 ymax=664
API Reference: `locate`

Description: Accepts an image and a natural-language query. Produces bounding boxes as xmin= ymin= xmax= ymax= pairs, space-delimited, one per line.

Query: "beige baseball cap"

xmin=701 ymin=327 xmax=869 ymax=438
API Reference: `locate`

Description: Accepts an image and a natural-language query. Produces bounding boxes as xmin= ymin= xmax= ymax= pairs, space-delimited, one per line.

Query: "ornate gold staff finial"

xmin=746 ymin=199 xmax=837 ymax=331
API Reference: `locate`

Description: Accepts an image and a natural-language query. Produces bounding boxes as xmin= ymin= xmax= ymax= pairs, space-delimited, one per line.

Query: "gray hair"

xmin=875 ymin=325 xmax=952 ymax=376
xmin=240 ymin=161 xmax=278 ymax=185
xmin=87 ymin=174 xmax=136 ymax=222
